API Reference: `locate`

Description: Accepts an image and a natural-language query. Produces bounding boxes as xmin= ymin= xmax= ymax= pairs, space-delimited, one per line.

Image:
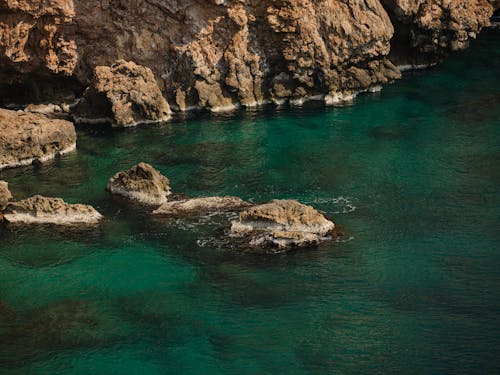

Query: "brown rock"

xmin=230 ymin=199 xmax=335 ymax=251
xmin=0 ymin=0 xmax=77 ymax=81
xmin=153 ymin=196 xmax=249 ymax=216
xmin=0 ymin=180 xmax=13 ymax=210
xmin=106 ymin=163 xmax=171 ymax=205
xmin=0 ymin=108 xmax=76 ymax=170
xmin=3 ymin=195 xmax=103 ymax=225
xmin=0 ymin=1 xmax=494 ymax=110
xmin=74 ymin=60 xmax=171 ymax=127
xmin=382 ymin=0 xmax=494 ymax=65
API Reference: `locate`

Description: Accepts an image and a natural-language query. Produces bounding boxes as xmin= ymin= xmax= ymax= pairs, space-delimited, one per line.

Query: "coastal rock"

xmin=0 ymin=108 xmax=76 ymax=170
xmin=382 ymin=0 xmax=495 ymax=65
xmin=230 ymin=199 xmax=335 ymax=251
xmin=73 ymin=60 xmax=171 ymax=126
xmin=0 ymin=180 xmax=13 ymax=210
xmin=0 ymin=0 xmax=77 ymax=80
xmin=2 ymin=195 xmax=103 ymax=225
xmin=107 ymin=163 xmax=171 ymax=205
xmin=153 ymin=196 xmax=249 ymax=216
xmin=0 ymin=1 xmax=495 ymax=110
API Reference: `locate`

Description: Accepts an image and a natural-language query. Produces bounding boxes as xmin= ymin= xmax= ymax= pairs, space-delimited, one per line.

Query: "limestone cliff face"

xmin=381 ymin=0 xmax=495 ymax=65
xmin=0 ymin=0 xmax=496 ymax=112
xmin=0 ymin=0 xmax=77 ymax=79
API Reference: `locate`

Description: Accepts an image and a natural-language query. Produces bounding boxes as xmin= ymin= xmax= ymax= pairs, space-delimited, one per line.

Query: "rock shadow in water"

xmin=0 ymin=299 xmax=128 ymax=368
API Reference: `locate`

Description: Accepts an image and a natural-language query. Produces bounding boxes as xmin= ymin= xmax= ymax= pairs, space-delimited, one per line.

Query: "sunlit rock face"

xmin=0 ymin=0 xmax=494 ymax=112
xmin=230 ymin=199 xmax=336 ymax=251
xmin=2 ymin=195 xmax=103 ymax=225
xmin=73 ymin=60 xmax=171 ymax=126
xmin=0 ymin=108 xmax=76 ymax=170
xmin=106 ymin=163 xmax=172 ymax=206
xmin=380 ymin=0 xmax=495 ymax=66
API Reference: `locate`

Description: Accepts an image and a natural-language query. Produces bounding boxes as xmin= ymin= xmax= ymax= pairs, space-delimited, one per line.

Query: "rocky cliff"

xmin=0 ymin=0 xmax=497 ymax=113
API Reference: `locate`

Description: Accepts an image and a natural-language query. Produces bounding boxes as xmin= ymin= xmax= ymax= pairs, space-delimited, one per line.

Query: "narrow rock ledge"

xmin=106 ymin=163 xmax=171 ymax=205
xmin=2 ymin=195 xmax=103 ymax=225
xmin=153 ymin=196 xmax=250 ymax=216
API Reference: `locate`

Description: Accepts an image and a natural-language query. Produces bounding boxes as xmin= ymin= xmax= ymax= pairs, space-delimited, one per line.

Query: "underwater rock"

xmin=230 ymin=199 xmax=336 ymax=251
xmin=73 ymin=60 xmax=171 ymax=126
xmin=0 ymin=181 xmax=13 ymax=210
xmin=0 ymin=108 xmax=76 ymax=170
xmin=153 ymin=196 xmax=250 ymax=216
xmin=0 ymin=299 xmax=127 ymax=366
xmin=2 ymin=195 xmax=103 ymax=225
xmin=107 ymin=162 xmax=171 ymax=205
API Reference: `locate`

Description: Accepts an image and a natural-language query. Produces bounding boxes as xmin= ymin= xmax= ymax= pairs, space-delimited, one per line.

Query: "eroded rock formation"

xmin=73 ymin=60 xmax=171 ymax=126
xmin=230 ymin=199 xmax=336 ymax=251
xmin=381 ymin=0 xmax=495 ymax=66
xmin=107 ymin=163 xmax=171 ymax=205
xmin=0 ymin=0 xmax=496 ymax=115
xmin=0 ymin=108 xmax=76 ymax=170
xmin=2 ymin=195 xmax=103 ymax=225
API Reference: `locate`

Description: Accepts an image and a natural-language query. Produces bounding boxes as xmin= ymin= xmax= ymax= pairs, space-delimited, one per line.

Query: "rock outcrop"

xmin=0 ymin=108 xmax=76 ymax=170
xmin=230 ymin=199 xmax=336 ymax=251
xmin=153 ymin=196 xmax=249 ymax=216
xmin=0 ymin=1 xmax=495 ymax=113
xmin=73 ymin=60 xmax=171 ymax=126
xmin=2 ymin=195 xmax=103 ymax=225
xmin=0 ymin=180 xmax=13 ymax=210
xmin=382 ymin=0 xmax=495 ymax=66
xmin=106 ymin=163 xmax=171 ymax=205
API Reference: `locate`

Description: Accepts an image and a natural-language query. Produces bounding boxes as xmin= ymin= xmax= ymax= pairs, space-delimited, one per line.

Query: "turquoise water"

xmin=1 ymin=30 xmax=499 ymax=374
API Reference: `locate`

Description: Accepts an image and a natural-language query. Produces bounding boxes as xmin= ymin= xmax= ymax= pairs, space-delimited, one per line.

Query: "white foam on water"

xmin=304 ymin=196 xmax=357 ymax=214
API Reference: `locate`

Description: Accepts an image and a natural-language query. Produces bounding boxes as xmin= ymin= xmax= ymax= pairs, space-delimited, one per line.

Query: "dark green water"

xmin=1 ymin=31 xmax=499 ymax=374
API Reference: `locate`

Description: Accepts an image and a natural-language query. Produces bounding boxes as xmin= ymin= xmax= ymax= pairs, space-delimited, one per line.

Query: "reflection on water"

xmin=0 ymin=30 xmax=499 ymax=373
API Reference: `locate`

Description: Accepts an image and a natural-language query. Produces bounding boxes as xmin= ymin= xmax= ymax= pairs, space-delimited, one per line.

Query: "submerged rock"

xmin=74 ymin=60 xmax=171 ymax=126
xmin=0 ymin=181 xmax=12 ymax=210
xmin=0 ymin=299 xmax=126 ymax=366
xmin=2 ymin=195 xmax=103 ymax=225
xmin=107 ymin=163 xmax=171 ymax=205
xmin=230 ymin=199 xmax=335 ymax=251
xmin=0 ymin=108 xmax=76 ymax=170
xmin=153 ymin=196 xmax=249 ymax=216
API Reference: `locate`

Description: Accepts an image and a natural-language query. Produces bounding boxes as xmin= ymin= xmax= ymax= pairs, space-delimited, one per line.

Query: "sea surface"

xmin=0 ymin=30 xmax=499 ymax=374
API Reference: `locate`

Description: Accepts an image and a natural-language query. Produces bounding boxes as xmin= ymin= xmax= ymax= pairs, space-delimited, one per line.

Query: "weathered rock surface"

xmin=0 ymin=1 xmax=495 ymax=112
xmin=73 ymin=60 xmax=171 ymax=126
xmin=0 ymin=0 xmax=78 ymax=80
xmin=230 ymin=199 xmax=336 ymax=251
xmin=0 ymin=180 xmax=13 ymax=210
xmin=107 ymin=163 xmax=171 ymax=205
xmin=153 ymin=196 xmax=249 ymax=216
xmin=0 ymin=108 xmax=76 ymax=170
xmin=382 ymin=0 xmax=495 ymax=66
xmin=2 ymin=195 xmax=103 ymax=225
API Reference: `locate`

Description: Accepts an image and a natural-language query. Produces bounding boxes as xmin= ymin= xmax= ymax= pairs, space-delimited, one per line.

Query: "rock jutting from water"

xmin=73 ymin=60 xmax=171 ymax=126
xmin=0 ymin=180 xmax=13 ymax=210
xmin=230 ymin=199 xmax=336 ymax=251
xmin=0 ymin=108 xmax=76 ymax=170
xmin=2 ymin=195 xmax=103 ymax=225
xmin=153 ymin=196 xmax=250 ymax=216
xmin=106 ymin=163 xmax=171 ymax=205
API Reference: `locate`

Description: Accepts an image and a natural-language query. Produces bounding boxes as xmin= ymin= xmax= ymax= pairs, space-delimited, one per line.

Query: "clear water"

xmin=1 ymin=30 xmax=499 ymax=374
